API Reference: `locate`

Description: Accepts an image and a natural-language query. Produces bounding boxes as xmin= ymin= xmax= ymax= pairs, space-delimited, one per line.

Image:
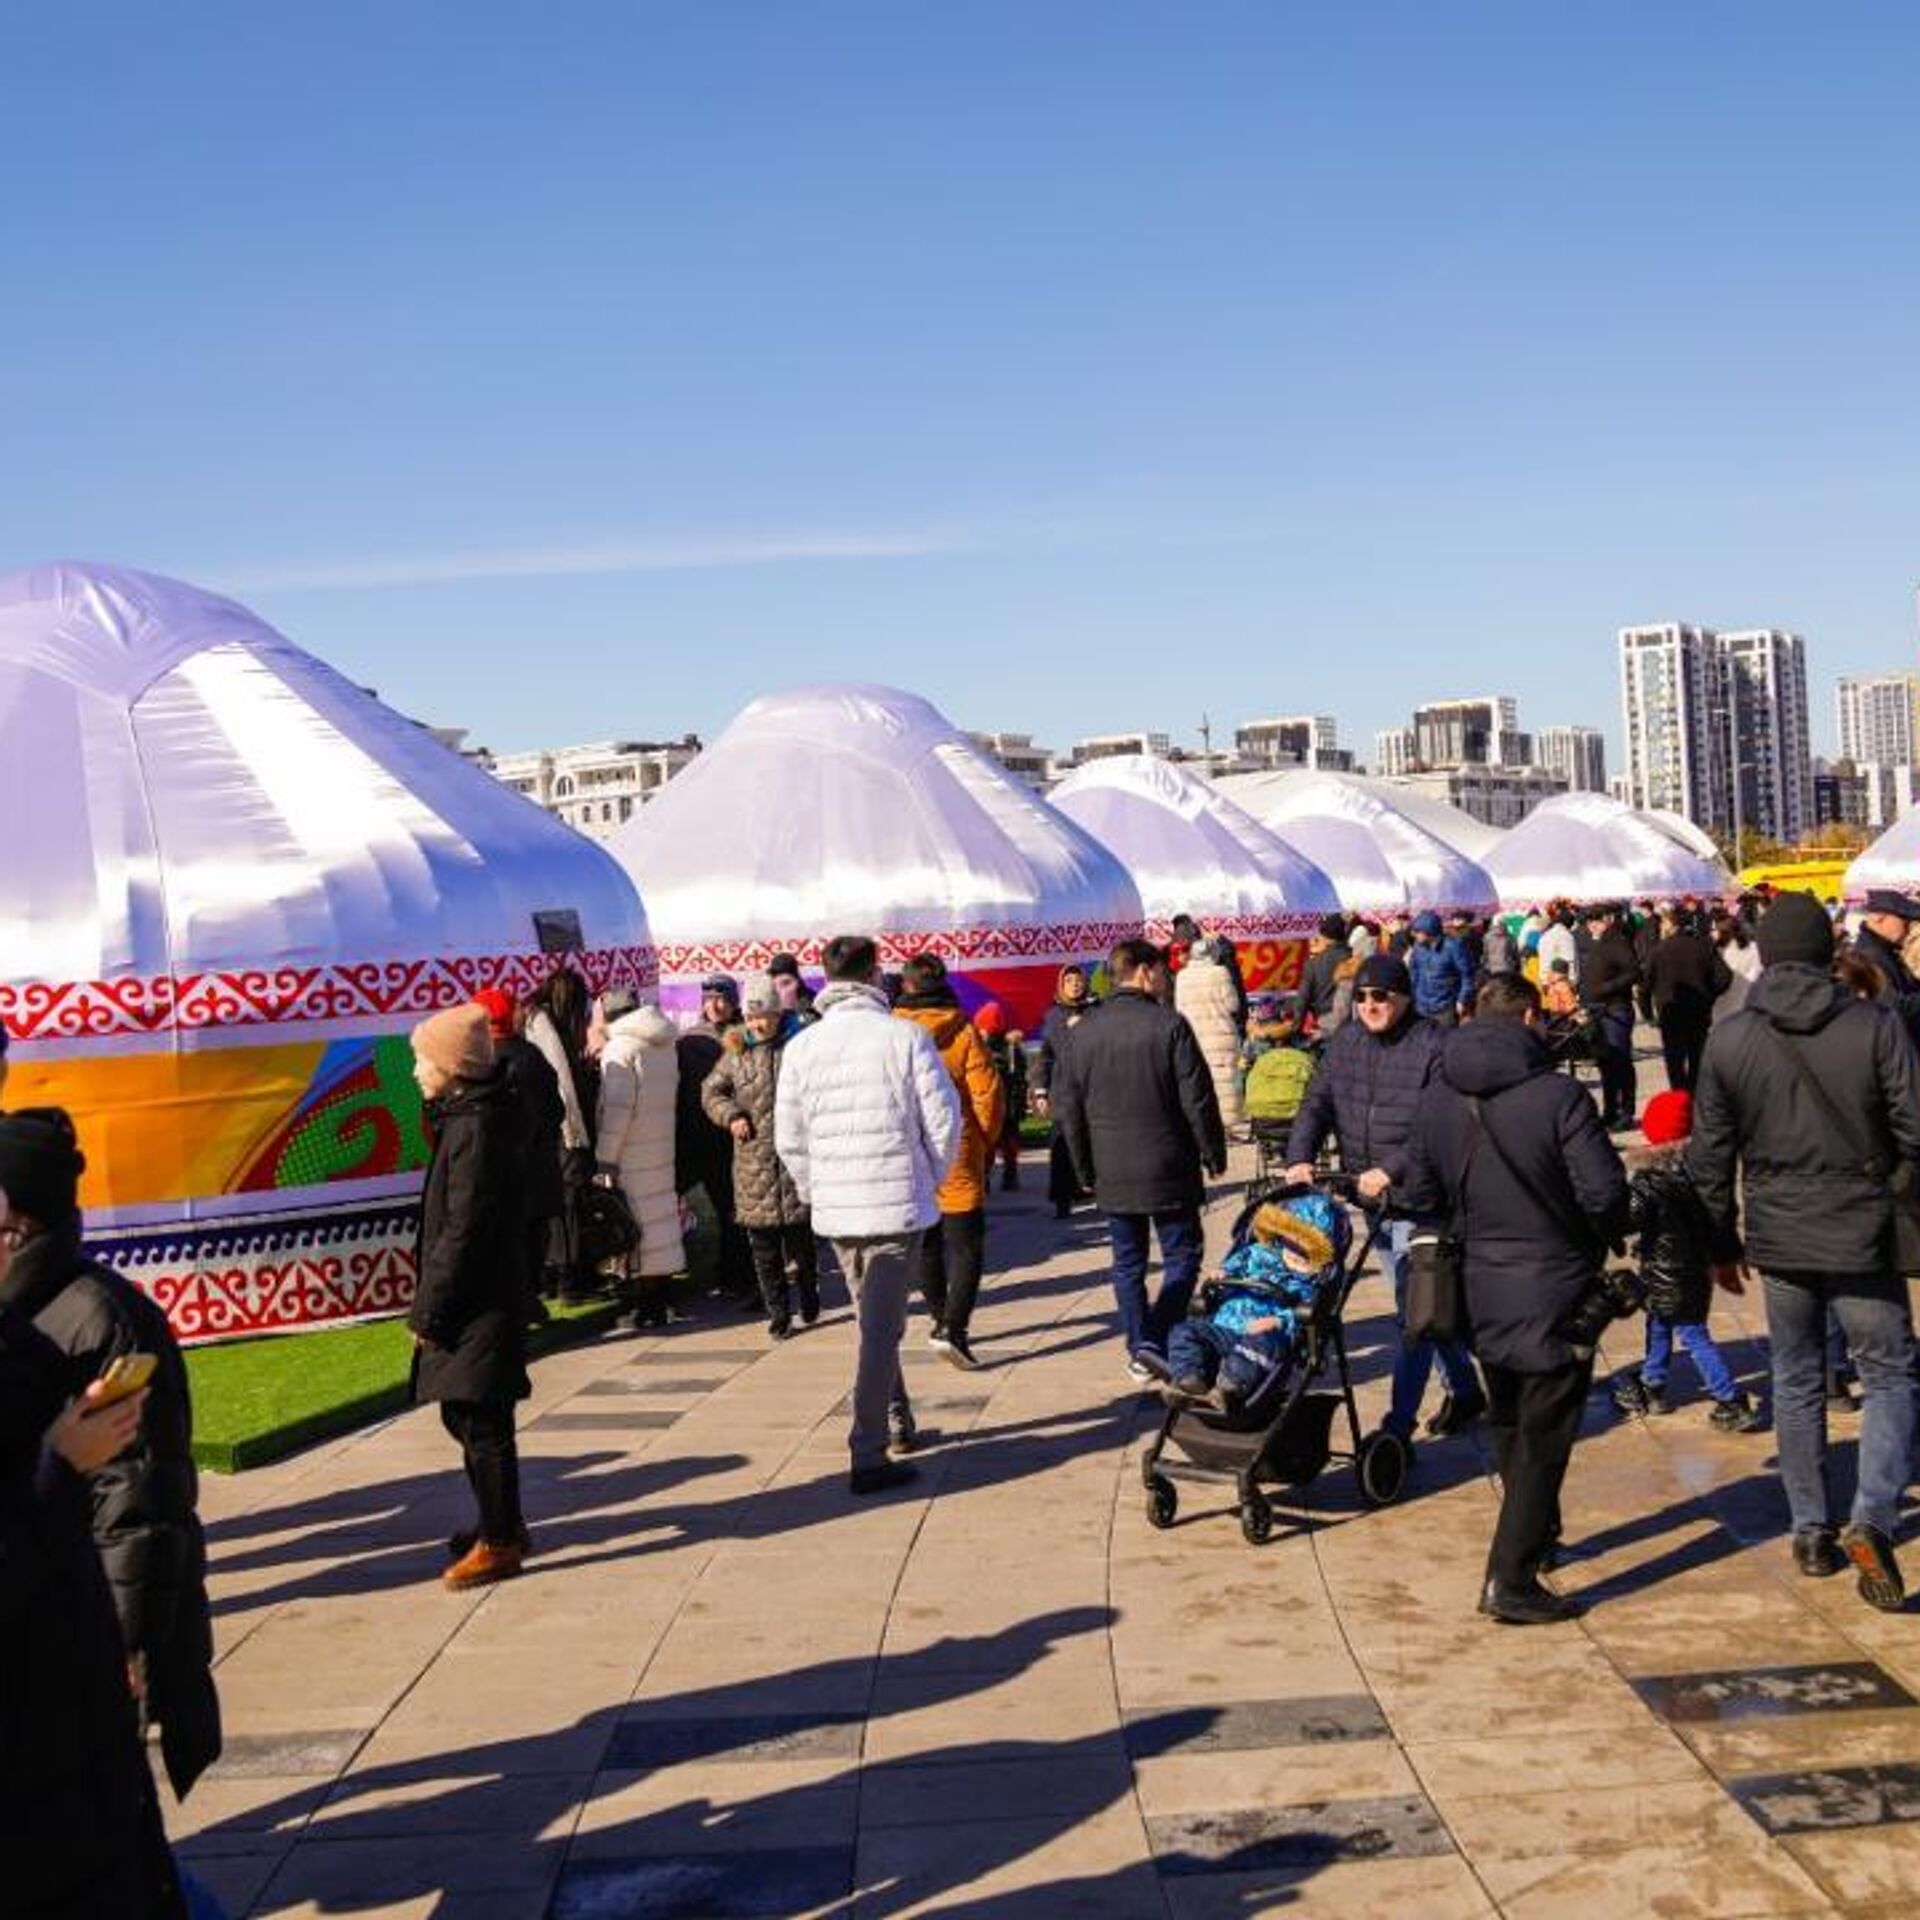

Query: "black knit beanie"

xmin=1756 ymin=893 xmax=1834 ymax=970
xmin=0 ymin=1108 xmax=85 ymax=1226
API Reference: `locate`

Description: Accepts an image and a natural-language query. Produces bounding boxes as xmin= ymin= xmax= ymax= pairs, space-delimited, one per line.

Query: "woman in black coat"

xmin=0 ymin=1107 xmax=219 ymax=1804
xmin=0 ymin=1302 xmax=185 ymax=1918
xmin=1033 ymin=965 xmax=1100 ymax=1218
xmin=408 ymin=1006 xmax=531 ymax=1590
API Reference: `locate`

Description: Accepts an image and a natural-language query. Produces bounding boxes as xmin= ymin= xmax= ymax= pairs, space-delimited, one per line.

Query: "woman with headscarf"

xmin=523 ymin=967 xmax=599 ymax=1301
xmin=1034 ymin=964 xmax=1101 ymax=1219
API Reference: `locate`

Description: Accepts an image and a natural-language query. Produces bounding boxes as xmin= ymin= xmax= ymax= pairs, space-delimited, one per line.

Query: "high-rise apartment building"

xmin=1410 ymin=696 xmax=1529 ymax=769
xmin=1536 ymin=724 xmax=1608 ymax=794
xmin=1835 ymin=675 xmax=1920 ymax=770
xmin=1373 ymin=726 xmax=1416 ymax=777
xmin=1720 ymin=629 xmax=1811 ymax=844
xmin=1234 ymin=714 xmax=1353 ymax=771
xmin=1618 ymin=623 xmax=1812 ymax=842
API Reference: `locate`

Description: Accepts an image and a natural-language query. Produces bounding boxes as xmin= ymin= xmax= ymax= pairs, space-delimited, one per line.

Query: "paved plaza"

xmin=174 ymin=1148 xmax=1920 ymax=1918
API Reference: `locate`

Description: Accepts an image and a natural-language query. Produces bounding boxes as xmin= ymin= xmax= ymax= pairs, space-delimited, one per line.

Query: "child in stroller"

xmin=1241 ymin=993 xmax=1315 ymax=1181
xmin=1150 ymin=1191 xmax=1349 ymax=1411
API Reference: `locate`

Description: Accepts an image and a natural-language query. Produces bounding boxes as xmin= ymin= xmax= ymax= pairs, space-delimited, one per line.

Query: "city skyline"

xmin=4 ymin=9 xmax=1920 ymax=767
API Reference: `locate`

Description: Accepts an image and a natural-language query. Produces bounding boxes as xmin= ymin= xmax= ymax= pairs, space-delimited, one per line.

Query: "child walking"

xmin=1612 ymin=1090 xmax=1764 ymax=1431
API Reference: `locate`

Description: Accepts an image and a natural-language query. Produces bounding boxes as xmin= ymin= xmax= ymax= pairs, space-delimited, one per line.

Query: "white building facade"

xmin=487 ymin=737 xmax=702 ymax=840
xmin=965 ymin=731 xmax=1056 ymax=792
xmin=1536 ymin=724 xmax=1608 ymax=794
xmin=1836 ymin=674 xmax=1920 ymax=771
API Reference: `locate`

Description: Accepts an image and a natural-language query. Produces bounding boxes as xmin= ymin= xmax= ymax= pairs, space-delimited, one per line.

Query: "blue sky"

xmin=5 ymin=5 xmax=1918 ymax=763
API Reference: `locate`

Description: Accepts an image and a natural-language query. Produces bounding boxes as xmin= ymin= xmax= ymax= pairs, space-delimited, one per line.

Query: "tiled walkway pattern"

xmin=173 ymin=1146 xmax=1920 ymax=1917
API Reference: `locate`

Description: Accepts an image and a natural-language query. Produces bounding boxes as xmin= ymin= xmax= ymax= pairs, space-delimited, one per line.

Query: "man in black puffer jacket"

xmin=1285 ymin=952 xmax=1485 ymax=1443
xmin=1689 ymin=892 xmax=1920 ymax=1611
xmin=1579 ymin=903 xmax=1642 ymax=1129
xmin=1403 ymin=974 xmax=1628 ymax=1624
xmin=1053 ymin=940 xmax=1227 ymax=1375
xmin=0 ymin=1109 xmax=221 ymax=1807
xmin=1641 ymin=909 xmax=1733 ymax=1095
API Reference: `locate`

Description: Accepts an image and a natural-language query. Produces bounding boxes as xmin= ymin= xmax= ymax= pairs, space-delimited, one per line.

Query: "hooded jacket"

xmin=1173 ymin=945 xmax=1246 ymax=1128
xmin=1401 ymin=1019 xmax=1628 ymax=1372
xmin=0 ymin=1230 xmax=222 ymax=1805
xmin=701 ymin=1019 xmax=809 ymax=1229
xmin=1050 ymin=988 xmax=1227 ymax=1215
xmin=1285 ymin=1011 xmax=1445 ymax=1202
xmin=1 ymin=1308 xmax=181 ymax=1916
xmin=411 ymin=1069 xmax=531 ymax=1405
xmin=1408 ymin=935 xmax=1475 ymax=1019
xmin=893 ymin=996 xmax=1006 ymax=1213
xmin=1688 ymin=963 xmax=1920 ymax=1274
xmin=598 ymin=1004 xmax=688 ymax=1275
xmin=774 ymin=981 xmax=962 ymax=1238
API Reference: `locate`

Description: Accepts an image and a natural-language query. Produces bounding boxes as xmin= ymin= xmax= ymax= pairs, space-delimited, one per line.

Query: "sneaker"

xmin=887 ymin=1413 xmax=918 ymax=1458
xmin=942 ymin=1330 xmax=980 ymax=1371
xmin=767 ymin=1317 xmax=793 ymax=1341
xmin=1708 ymin=1392 xmax=1765 ymax=1433
xmin=850 ymin=1460 xmax=920 ymax=1497
xmin=797 ymin=1279 xmax=822 ymax=1326
xmin=1426 ymin=1388 xmax=1487 ymax=1437
xmin=1792 ymin=1528 xmax=1845 ymax=1579
xmin=1612 ymin=1374 xmax=1650 ymax=1416
xmin=1840 ymin=1524 xmax=1905 ymax=1612
xmin=1129 ymin=1349 xmax=1171 ymax=1385
xmin=1642 ymin=1384 xmax=1673 ymax=1416
xmin=927 ymin=1325 xmax=954 ymax=1357
xmin=443 ymin=1538 xmax=525 ymax=1590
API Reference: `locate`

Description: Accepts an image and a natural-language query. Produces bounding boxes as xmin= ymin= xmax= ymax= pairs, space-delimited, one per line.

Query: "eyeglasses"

xmin=1354 ymin=988 xmax=1399 ymax=1006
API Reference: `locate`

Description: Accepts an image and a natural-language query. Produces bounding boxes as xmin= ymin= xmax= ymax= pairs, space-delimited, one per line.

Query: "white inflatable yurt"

xmin=1051 ymin=753 xmax=1339 ymax=945
xmin=1213 ymin=770 xmax=1497 ymax=917
xmin=1484 ymin=792 xmax=1733 ymax=910
xmin=607 ymin=684 xmax=1142 ymax=1031
xmin=0 ymin=563 xmax=653 ymax=1341
xmin=1845 ymin=815 xmax=1920 ymax=903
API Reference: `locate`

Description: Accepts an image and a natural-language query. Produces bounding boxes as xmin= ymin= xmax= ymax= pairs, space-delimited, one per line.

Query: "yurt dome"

xmin=1050 ymin=754 xmax=1340 ymax=942
xmin=1212 ymin=770 xmax=1497 ymax=916
xmin=0 ymin=562 xmax=652 ymax=1340
xmin=1484 ymin=792 xmax=1733 ymax=909
xmin=1845 ymin=814 xmax=1920 ymax=902
xmin=608 ymin=683 xmax=1142 ymax=1028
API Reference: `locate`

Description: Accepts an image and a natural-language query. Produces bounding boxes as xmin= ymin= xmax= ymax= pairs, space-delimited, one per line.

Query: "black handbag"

xmin=1403 ymin=1108 xmax=1481 ymax=1346
xmin=577 ymin=1179 xmax=641 ymax=1269
xmin=1756 ymin=1020 xmax=1920 ymax=1277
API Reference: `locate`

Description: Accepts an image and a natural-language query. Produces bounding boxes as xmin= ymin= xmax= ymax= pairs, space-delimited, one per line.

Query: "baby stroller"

xmin=1140 ymin=1175 xmax=1410 ymax=1545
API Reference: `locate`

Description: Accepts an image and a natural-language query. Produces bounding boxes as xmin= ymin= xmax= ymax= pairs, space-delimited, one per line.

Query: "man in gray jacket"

xmin=1690 ymin=893 xmax=1920 ymax=1610
xmin=776 ymin=935 xmax=960 ymax=1494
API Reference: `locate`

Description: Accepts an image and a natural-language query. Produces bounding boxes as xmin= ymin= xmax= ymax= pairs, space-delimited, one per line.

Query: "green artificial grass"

xmin=185 ymin=1297 xmax=617 ymax=1474
xmin=1018 ymin=1114 xmax=1050 ymax=1147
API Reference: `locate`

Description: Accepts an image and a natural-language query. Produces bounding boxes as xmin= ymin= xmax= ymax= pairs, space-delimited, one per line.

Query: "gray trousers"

xmin=834 ymin=1233 xmax=920 ymax=1470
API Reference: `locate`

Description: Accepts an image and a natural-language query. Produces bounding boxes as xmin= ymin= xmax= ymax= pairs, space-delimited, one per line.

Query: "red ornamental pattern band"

xmin=1143 ymin=913 xmax=1321 ymax=941
xmin=655 ymin=921 xmax=1145 ymax=976
xmin=0 ymin=945 xmax=659 ymax=1044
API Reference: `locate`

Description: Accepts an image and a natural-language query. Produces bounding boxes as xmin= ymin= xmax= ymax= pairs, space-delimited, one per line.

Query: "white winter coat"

xmin=774 ymin=981 xmax=962 ymax=1240
xmin=1174 ymin=948 xmax=1245 ymax=1128
xmin=526 ymin=1007 xmax=591 ymax=1151
xmin=596 ymin=1005 xmax=686 ymax=1276
xmin=1537 ymin=922 xmax=1578 ymax=988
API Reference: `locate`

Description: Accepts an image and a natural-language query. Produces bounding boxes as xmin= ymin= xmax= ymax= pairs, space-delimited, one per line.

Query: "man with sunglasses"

xmin=1285 ymin=952 xmax=1487 ymax=1444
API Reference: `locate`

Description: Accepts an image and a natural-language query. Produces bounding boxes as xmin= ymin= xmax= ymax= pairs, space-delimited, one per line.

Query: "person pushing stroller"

xmin=1142 ymin=1191 xmax=1349 ymax=1411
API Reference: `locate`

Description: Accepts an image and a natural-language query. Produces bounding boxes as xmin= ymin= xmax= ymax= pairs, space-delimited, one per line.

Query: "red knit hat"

xmin=1640 ymin=1089 xmax=1693 ymax=1146
xmin=972 ymin=1000 xmax=1006 ymax=1036
xmin=472 ymin=988 xmax=516 ymax=1040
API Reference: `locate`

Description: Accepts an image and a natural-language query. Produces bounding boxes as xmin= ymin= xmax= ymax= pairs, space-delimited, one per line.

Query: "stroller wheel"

xmin=1356 ymin=1430 xmax=1410 ymax=1508
xmin=1239 ymin=1488 xmax=1274 ymax=1546
xmin=1146 ymin=1476 xmax=1179 ymax=1530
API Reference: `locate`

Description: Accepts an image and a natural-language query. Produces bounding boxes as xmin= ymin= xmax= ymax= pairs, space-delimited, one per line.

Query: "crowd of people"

xmin=8 ymin=881 xmax=1920 ymax=1911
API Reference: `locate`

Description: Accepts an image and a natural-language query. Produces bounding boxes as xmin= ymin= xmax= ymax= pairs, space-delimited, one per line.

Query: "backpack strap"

xmin=1751 ymin=1015 xmax=1883 ymax=1180
xmin=1464 ymin=1092 xmax=1601 ymax=1266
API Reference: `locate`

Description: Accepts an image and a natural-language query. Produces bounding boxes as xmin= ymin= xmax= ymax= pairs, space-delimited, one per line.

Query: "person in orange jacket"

xmin=893 ymin=952 xmax=1006 ymax=1370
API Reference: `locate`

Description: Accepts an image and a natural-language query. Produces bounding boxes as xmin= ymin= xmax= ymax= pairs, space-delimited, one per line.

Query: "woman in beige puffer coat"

xmin=1174 ymin=942 xmax=1245 ymax=1129
xmin=596 ymin=1001 xmax=687 ymax=1278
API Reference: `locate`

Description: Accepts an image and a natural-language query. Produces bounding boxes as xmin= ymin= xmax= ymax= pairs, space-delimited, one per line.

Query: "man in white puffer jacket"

xmin=776 ymin=935 xmax=961 ymax=1494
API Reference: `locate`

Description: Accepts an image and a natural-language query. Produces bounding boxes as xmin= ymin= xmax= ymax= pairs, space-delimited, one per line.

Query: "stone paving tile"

xmin=1631 ymin=1661 xmax=1918 ymax=1725
xmin=1124 ymin=1695 xmax=1390 ymax=1754
xmin=551 ymin=1846 xmax=854 ymax=1919
xmin=571 ymin=1765 xmax=861 ymax=1855
xmin=605 ymin=1712 xmax=866 ymax=1768
xmin=1730 ymin=1760 xmax=1920 ymax=1835
xmin=205 ymin=1730 xmax=372 ymax=1779
xmin=531 ymin=1408 xmax=687 ymax=1431
xmin=862 ymin=1751 xmax=1134 ymax=1828
xmin=1150 ymin=1793 xmax=1454 ymax=1872
xmin=251 ymin=1831 xmax=568 ymax=1916
xmin=1159 ymin=1854 xmax=1497 ymax=1919
xmin=578 ymin=1374 xmax=730 ymax=1394
xmin=1784 ymin=1822 xmax=1920 ymax=1907
xmin=1681 ymin=1708 xmax=1920 ymax=1780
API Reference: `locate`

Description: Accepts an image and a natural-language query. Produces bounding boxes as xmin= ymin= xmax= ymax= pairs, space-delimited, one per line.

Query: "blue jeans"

xmin=1642 ymin=1316 xmax=1737 ymax=1401
xmin=1379 ymin=1217 xmax=1481 ymax=1438
xmin=1107 ymin=1208 xmax=1202 ymax=1356
xmin=1762 ymin=1269 xmax=1916 ymax=1540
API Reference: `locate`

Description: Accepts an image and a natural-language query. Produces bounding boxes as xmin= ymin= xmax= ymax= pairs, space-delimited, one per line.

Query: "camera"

xmin=1555 ymin=1266 xmax=1645 ymax=1357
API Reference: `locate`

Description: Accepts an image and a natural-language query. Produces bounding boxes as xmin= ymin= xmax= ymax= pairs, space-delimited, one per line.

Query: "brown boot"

xmin=443 ymin=1538 xmax=525 ymax=1591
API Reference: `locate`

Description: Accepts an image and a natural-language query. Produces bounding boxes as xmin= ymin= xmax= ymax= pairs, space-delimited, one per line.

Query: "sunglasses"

xmin=1354 ymin=987 xmax=1400 ymax=1006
